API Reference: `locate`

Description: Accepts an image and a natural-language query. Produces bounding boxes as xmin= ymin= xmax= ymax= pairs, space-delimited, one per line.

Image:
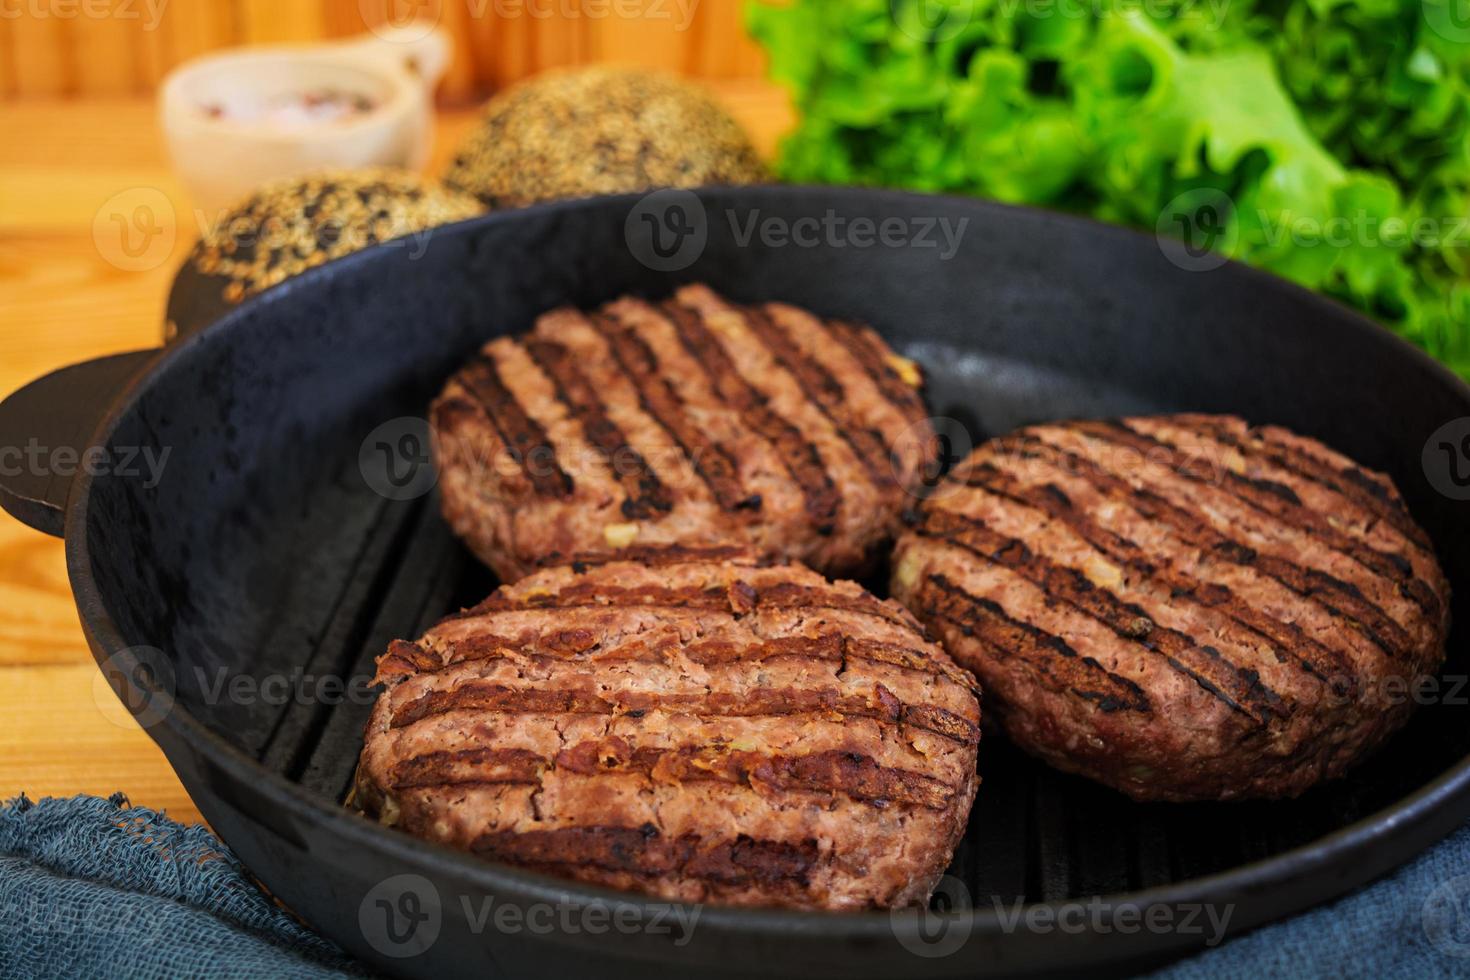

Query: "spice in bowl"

xmin=198 ymin=89 xmax=380 ymax=127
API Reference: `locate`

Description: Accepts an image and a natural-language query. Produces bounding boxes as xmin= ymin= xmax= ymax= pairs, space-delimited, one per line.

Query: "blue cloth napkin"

xmin=3 ymin=793 xmax=1469 ymax=978
xmin=0 ymin=794 xmax=361 ymax=979
xmin=1152 ymin=818 xmax=1470 ymax=979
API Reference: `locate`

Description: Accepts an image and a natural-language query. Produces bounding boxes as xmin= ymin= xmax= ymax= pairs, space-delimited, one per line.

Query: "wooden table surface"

xmin=0 ymin=82 xmax=792 ymax=826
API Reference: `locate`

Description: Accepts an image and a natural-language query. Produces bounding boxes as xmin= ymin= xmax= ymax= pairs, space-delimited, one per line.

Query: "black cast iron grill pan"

xmin=1 ymin=187 xmax=1467 ymax=979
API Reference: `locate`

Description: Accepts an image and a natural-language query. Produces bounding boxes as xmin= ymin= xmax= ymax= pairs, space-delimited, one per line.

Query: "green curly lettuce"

xmin=748 ymin=0 xmax=1470 ymax=376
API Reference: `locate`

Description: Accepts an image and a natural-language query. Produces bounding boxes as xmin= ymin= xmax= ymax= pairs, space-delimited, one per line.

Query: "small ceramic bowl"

xmin=159 ymin=26 xmax=448 ymax=214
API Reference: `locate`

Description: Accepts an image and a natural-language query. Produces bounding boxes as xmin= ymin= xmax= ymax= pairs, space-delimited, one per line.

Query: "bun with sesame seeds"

xmin=165 ymin=168 xmax=484 ymax=340
xmin=442 ymin=67 xmax=767 ymax=208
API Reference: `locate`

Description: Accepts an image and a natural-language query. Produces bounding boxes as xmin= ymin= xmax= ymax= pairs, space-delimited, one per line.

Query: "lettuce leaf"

xmin=748 ymin=0 xmax=1470 ymax=376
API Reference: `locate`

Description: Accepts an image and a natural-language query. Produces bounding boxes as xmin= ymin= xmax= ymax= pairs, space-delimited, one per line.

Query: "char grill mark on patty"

xmin=823 ymin=319 xmax=927 ymax=419
xmin=521 ymin=337 xmax=674 ymax=521
xmin=735 ymin=303 xmax=898 ymax=491
xmin=584 ymin=311 xmax=758 ymax=512
xmin=389 ymin=631 xmax=972 ymax=686
xmin=750 ymin=581 xmax=920 ymax=629
xmin=378 ymin=630 xmax=637 ymax=679
xmin=686 ymin=635 xmax=975 ymax=688
xmin=654 ymin=299 xmax=841 ymax=533
xmin=1183 ymin=415 xmax=1434 ymax=553
xmin=390 ymin=747 xmax=546 ymax=789
xmin=389 ymin=682 xmax=980 ymax=744
xmin=992 ymin=433 xmax=1414 ymax=662
xmin=917 ymin=573 xmax=1151 ymax=713
xmin=962 ymin=461 xmax=1355 ymax=688
xmin=471 ymin=826 xmax=821 ymax=889
xmin=543 ymin=544 xmax=754 ymax=569
xmin=392 ymin=743 xmax=956 ymax=810
xmin=460 ymin=580 xmax=917 ymax=628
xmin=457 ymin=352 xmax=575 ymax=498
xmin=1091 ymin=419 xmax=1440 ymax=616
xmin=914 ymin=508 xmax=1284 ymax=723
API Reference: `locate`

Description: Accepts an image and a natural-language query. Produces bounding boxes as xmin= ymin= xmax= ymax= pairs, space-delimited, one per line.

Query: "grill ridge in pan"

xmin=11 ymin=186 xmax=1466 ymax=978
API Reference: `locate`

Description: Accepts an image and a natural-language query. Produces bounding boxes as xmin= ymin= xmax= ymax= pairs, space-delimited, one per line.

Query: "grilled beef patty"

xmin=431 ymin=284 xmax=937 ymax=582
xmin=355 ymin=551 xmax=980 ymax=909
xmin=890 ymin=414 xmax=1450 ymax=802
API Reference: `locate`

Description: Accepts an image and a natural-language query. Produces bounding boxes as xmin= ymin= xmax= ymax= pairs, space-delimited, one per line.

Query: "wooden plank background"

xmin=0 ymin=0 xmax=770 ymax=102
xmin=0 ymin=0 xmax=784 ymax=830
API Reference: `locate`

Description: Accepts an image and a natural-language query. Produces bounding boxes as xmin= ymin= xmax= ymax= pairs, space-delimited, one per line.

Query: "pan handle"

xmin=0 ymin=350 xmax=160 ymax=538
